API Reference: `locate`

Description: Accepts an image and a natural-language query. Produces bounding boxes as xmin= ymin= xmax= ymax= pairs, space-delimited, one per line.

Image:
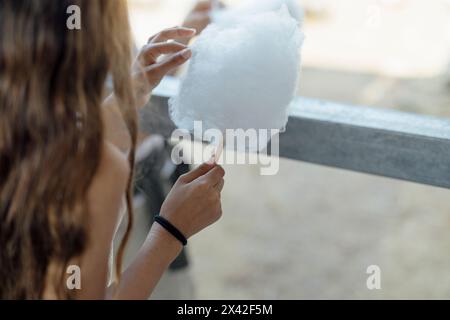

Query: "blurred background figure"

xmin=127 ymin=0 xmax=450 ymax=299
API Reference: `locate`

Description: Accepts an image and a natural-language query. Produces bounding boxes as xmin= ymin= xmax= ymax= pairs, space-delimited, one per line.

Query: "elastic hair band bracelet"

xmin=154 ymin=215 xmax=188 ymax=246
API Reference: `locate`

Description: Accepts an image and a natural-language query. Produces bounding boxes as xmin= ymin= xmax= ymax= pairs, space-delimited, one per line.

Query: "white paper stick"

xmin=214 ymin=134 xmax=224 ymax=163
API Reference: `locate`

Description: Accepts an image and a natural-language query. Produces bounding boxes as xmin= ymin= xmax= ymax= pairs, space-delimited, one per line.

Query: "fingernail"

xmin=181 ymin=48 xmax=192 ymax=59
xmin=187 ymin=28 xmax=197 ymax=34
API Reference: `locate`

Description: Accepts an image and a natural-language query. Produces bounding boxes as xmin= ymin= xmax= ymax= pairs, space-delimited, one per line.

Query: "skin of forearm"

xmin=109 ymin=223 xmax=183 ymax=300
xmin=102 ymin=92 xmax=180 ymax=300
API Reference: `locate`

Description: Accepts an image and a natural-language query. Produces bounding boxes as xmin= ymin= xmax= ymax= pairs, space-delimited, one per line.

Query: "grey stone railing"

xmin=140 ymin=77 xmax=450 ymax=189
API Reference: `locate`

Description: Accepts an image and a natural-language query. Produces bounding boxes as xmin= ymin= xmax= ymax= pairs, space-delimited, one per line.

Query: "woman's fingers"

xmin=200 ymin=166 xmax=225 ymax=186
xmin=148 ymin=27 xmax=196 ymax=44
xmin=139 ymin=42 xmax=187 ymax=65
xmin=193 ymin=0 xmax=213 ymax=12
xmin=214 ymin=179 xmax=225 ymax=192
xmin=143 ymin=48 xmax=192 ymax=85
xmin=180 ymin=162 xmax=216 ymax=184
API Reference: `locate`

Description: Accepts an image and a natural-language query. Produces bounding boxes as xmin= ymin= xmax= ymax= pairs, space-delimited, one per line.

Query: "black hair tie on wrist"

xmin=154 ymin=215 xmax=188 ymax=246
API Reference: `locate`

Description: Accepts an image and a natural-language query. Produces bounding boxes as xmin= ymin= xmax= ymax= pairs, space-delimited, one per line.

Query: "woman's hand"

xmin=111 ymin=161 xmax=224 ymax=299
xmin=132 ymin=27 xmax=196 ymax=108
xmin=160 ymin=161 xmax=225 ymax=239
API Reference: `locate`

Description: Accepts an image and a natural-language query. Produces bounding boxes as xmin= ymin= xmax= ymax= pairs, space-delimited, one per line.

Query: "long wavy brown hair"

xmin=0 ymin=0 xmax=137 ymax=298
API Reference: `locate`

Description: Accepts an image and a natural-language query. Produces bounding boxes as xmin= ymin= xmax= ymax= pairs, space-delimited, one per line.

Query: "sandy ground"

xmin=125 ymin=0 xmax=450 ymax=299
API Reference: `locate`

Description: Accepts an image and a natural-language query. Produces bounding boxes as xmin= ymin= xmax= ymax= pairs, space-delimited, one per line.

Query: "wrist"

xmin=146 ymin=222 xmax=183 ymax=256
xmin=154 ymin=215 xmax=188 ymax=246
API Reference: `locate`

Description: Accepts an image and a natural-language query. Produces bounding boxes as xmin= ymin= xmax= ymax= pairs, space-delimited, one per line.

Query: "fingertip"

xmin=181 ymin=27 xmax=197 ymax=35
xmin=212 ymin=165 xmax=225 ymax=178
xmin=200 ymin=160 xmax=216 ymax=171
xmin=180 ymin=48 xmax=192 ymax=60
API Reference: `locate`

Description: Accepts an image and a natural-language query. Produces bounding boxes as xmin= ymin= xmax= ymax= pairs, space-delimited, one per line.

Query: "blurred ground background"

xmin=126 ymin=0 xmax=450 ymax=299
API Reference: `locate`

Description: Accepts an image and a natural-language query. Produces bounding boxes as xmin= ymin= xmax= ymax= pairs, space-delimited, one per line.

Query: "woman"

xmin=0 ymin=0 xmax=224 ymax=299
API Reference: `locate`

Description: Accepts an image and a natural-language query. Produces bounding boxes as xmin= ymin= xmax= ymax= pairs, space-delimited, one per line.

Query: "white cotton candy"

xmin=169 ymin=5 xmax=303 ymax=151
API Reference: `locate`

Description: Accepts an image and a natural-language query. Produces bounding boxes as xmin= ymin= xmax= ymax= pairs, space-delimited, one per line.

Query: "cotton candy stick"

xmin=213 ymin=134 xmax=224 ymax=163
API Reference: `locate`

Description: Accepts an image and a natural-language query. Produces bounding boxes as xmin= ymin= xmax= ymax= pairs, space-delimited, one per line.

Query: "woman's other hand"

xmin=160 ymin=161 xmax=225 ymax=239
xmin=132 ymin=27 xmax=196 ymax=108
xmin=182 ymin=1 xmax=215 ymax=38
xmin=182 ymin=1 xmax=226 ymax=39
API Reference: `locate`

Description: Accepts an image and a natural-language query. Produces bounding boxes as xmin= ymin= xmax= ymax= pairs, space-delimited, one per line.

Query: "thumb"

xmin=179 ymin=159 xmax=216 ymax=183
